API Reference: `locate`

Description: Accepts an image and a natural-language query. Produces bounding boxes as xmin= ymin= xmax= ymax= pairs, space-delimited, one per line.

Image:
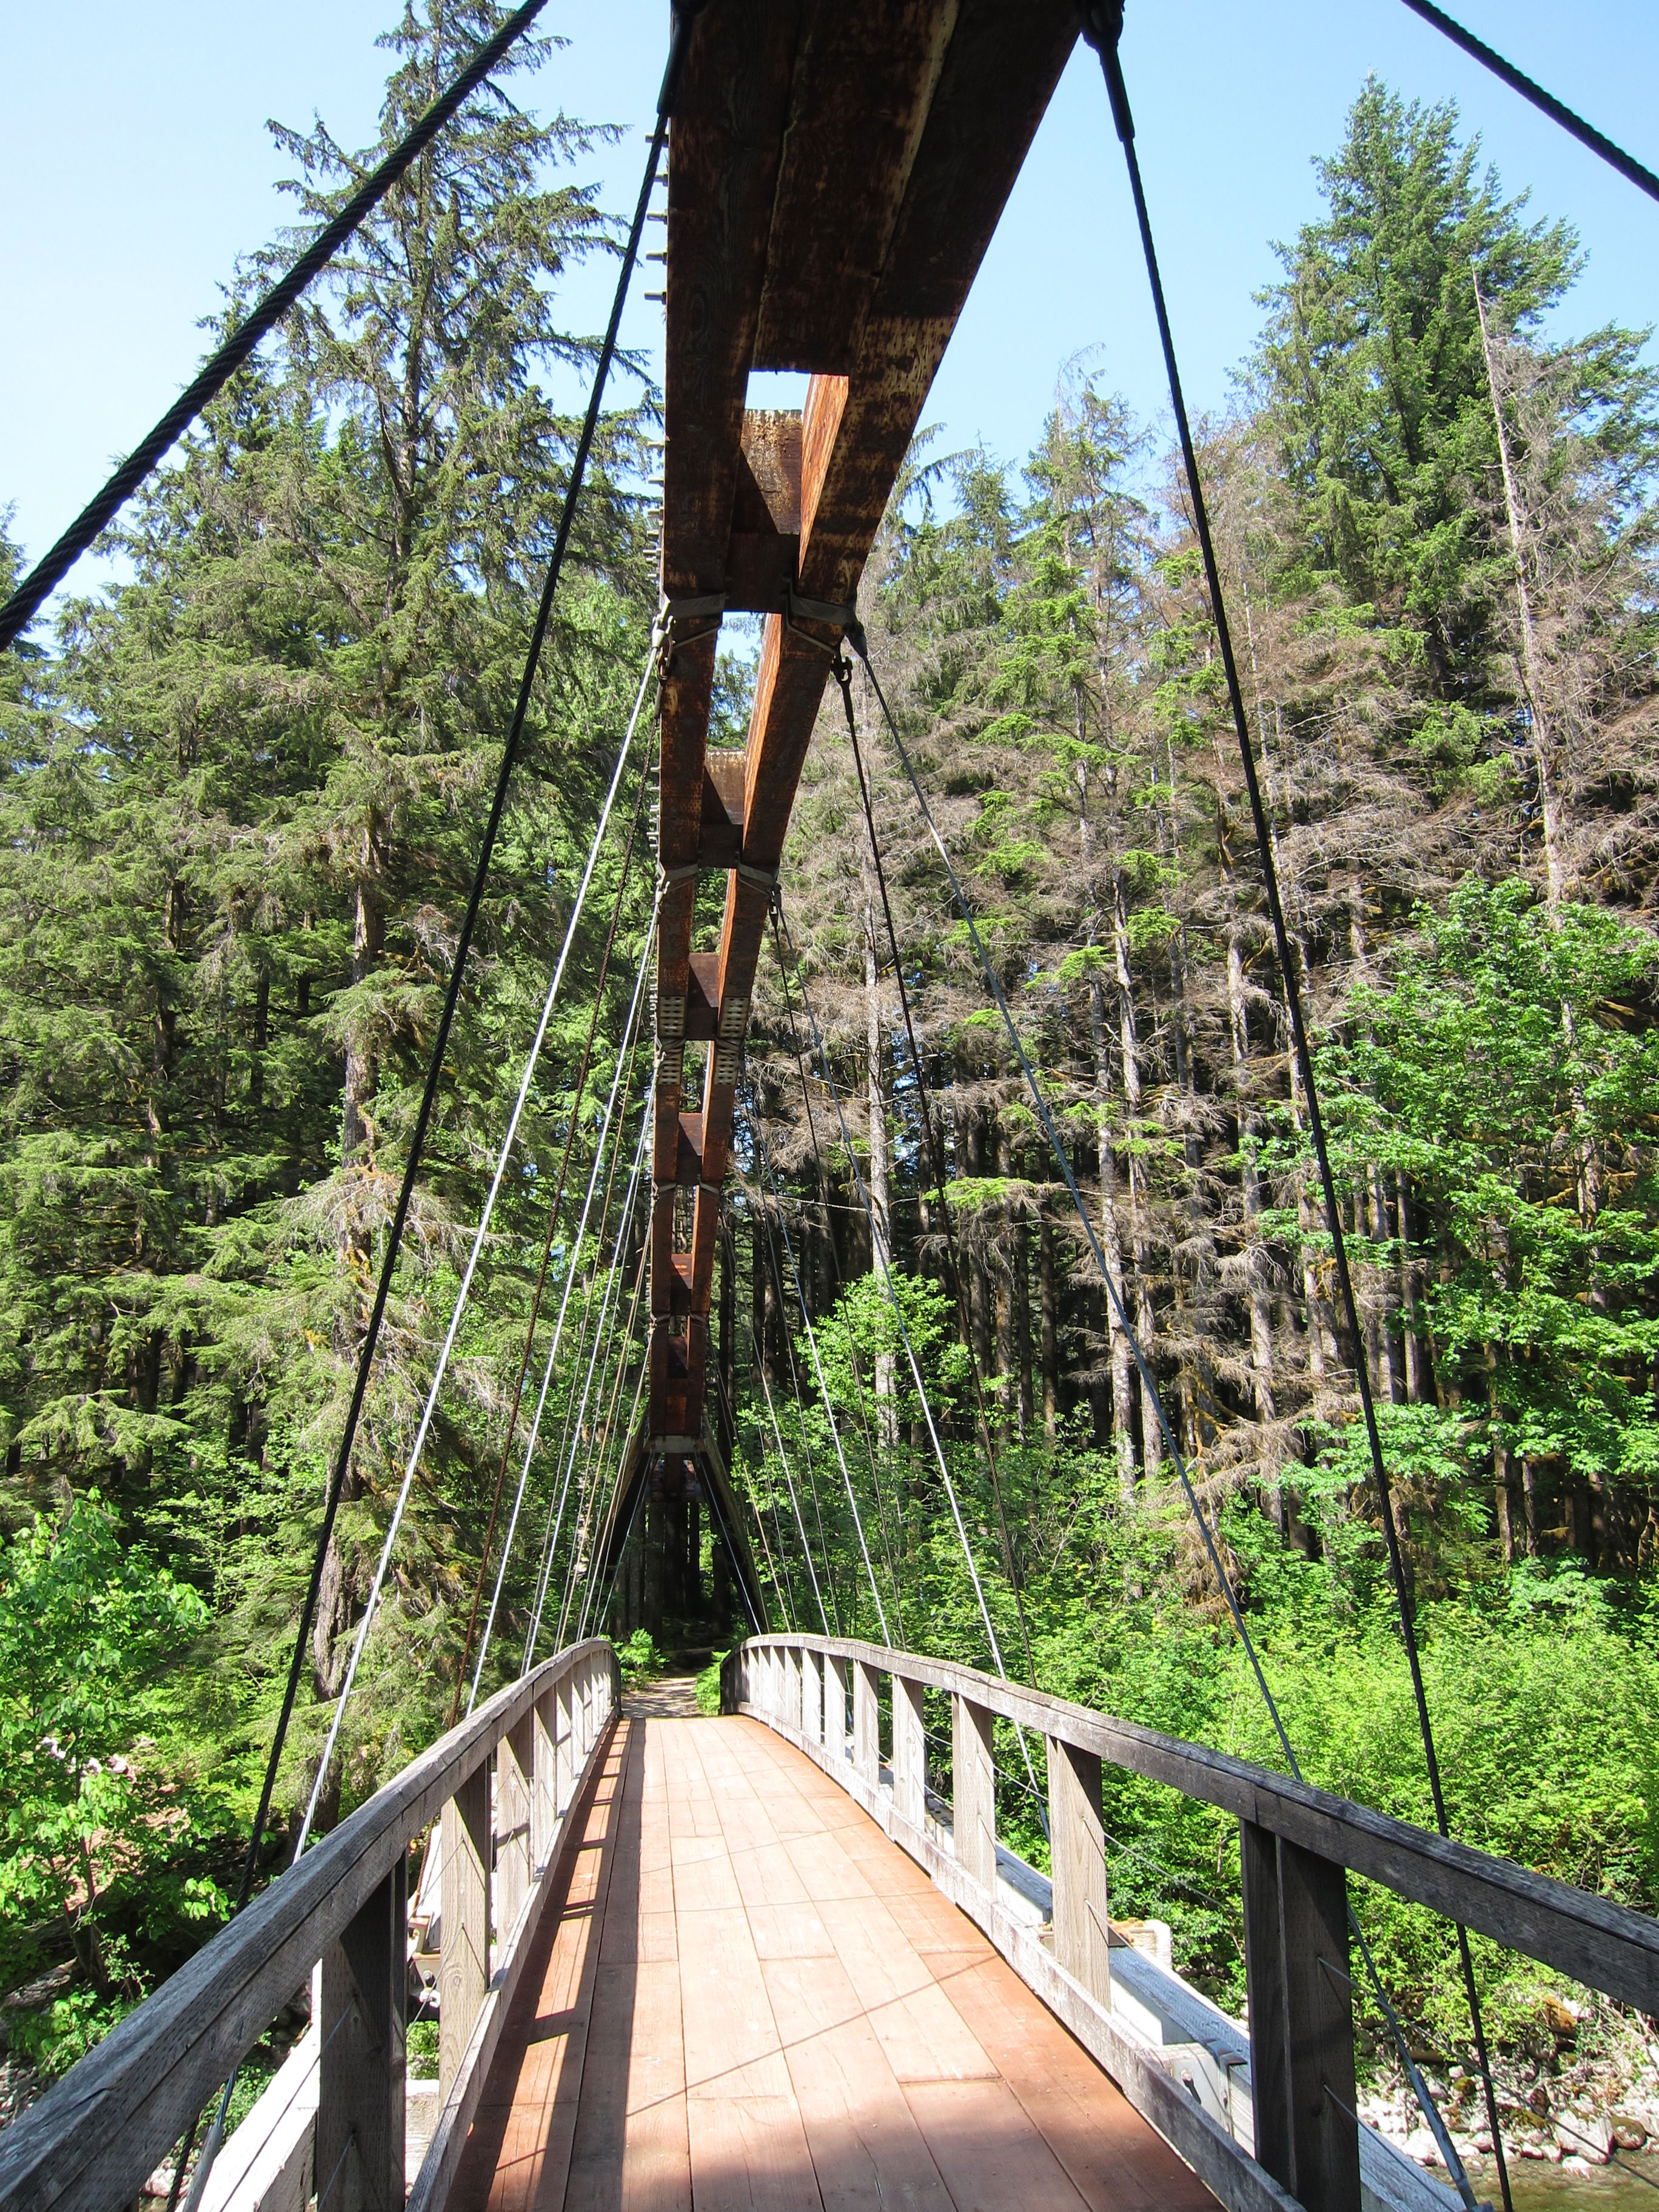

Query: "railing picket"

xmin=825 ymin=1654 xmax=850 ymax=1766
xmin=893 ymin=1674 xmax=926 ymax=1829
xmin=497 ymin=1714 xmax=532 ymax=1940
xmin=953 ymin=1694 xmax=997 ymax=1892
xmin=556 ymin=1667 xmax=577 ymax=1815
xmin=317 ymin=1853 xmax=406 ymax=2212
xmin=439 ymin=1763 xmax=491 ymax=2097
xmin=1241 ymin=1820 xmax=1360 ymax=2212
xmin=1047 ymin=1736 xmax=1110 ymax=2007
xmin=802 ymin=1649 xmax=823 ymax=1747
xmin=853 ymin=1660 xmax=880 ymax=1790
xmin=531 ymin=1687 xmax=558 ymax=1869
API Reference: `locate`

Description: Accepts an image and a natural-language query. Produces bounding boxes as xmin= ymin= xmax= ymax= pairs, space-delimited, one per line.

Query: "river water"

xmin=1461 ymin=2153 xmax=1659 ymax=2211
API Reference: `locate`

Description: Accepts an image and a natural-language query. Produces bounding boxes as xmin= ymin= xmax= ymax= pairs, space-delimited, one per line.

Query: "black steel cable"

xmin=1398 ymin=0 xmax=1659 ymax=207
xmin=169 ymin=15 xmax=703 ymax=2200
xmin=2 ymin=0 xmax=563 ymax=655
xmin=834 ymin=655 xmax=1041 ymax=1693
xmin=1079 ymin=12 xmax=1510 ymax=2205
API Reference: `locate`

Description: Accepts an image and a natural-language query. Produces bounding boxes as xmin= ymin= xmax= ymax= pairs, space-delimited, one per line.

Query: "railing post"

xmin=439 ymin=1761 xmax=491 ymax=2096
xmin=824 ymin=1654 xmax=849 ymax=1762
xmin=953 ymin=1694 xmax=997 ymax=1892
xmin=1241 ymin=1821 xmax=1360 ymax=2212
xmin=785 ymin=1644 xmax=803 ymax=1732
xmin=556 ymin=1664 xmax=577 ymax=1813
xmin=853 ymin=1660 xmax=880 ymax=1790
xmin=318 ymin=1851 xmax=406 ymax=2211
xmin=497 ymin=1713 xmax=532 ymax=1943
xmin=1047 ymin=1737 xmax=1110 ymax=2006
xmin=892 ymin=1671 xmax=926 ymax=1829
xmin=802 ymin=1649 xmax=822 ymax=1746
xmin=532 ymin=1683 xmax=558 ymax=1868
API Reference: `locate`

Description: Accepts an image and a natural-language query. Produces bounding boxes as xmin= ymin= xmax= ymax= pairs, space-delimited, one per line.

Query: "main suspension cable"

xmin=1398 ymin=0 xmax=1659 ymax=207
xmin=0 ymin=0 xmax=583 ymax=654
xmin=1079 ymin=14 xmax=1509 ymax=2202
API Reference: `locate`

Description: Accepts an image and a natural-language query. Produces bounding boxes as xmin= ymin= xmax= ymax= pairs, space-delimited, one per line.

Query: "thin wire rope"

xmin=575 ymin=1333 xmax=651 ymax=1644
xmin=550 ymin=1175 xmax=649 ymax=1639
xmin=746 ymin=1108 xmax=891 ymax=1643
xmin=534 ymin=1121 xmax=652 ymax=1657
xmin=762 ymin=919 xmax=910 ymax=1589
xmin=753 ymin=1164 xmax=890 ymax=1632
xmin=466 ymin=909 xmax=656 ymax=1710
xmin=755 ymin=1356 xmax=831 ymax=1634
xmin=1079 ymin=21 xmax=1507 ymax=2204
xmin=448 ymin=703 xmax=656 ymax=1721
xmin=836 ymin=655 xmax=1041 ymax=1687
xmin=1397 ymin=0 xmax=1659 ymax=206
xmin=755 ymin=1139 xmax=906 ymax=1635
xmin=768 ymin=902 xmax=1051 ymax=1831
xmin=554 ymin=1236 xmax=650 ymax=1652
xmin=0 ymin=0 xmax=560 ymax=654
xmin=529 ymin=1035 xmax=653 ymax=1657
xmin=293 ymin=647 xmax=655 ymax=1845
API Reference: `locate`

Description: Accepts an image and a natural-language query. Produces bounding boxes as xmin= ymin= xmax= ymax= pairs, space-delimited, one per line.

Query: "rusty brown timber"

xmin=644 ymin=0 xmax=1079 ymax=1456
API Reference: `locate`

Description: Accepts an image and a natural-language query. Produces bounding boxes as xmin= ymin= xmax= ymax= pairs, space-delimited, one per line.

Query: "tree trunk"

xmin=1039 ymin=1207 xmax=1059 ymax=1438
xmin=1090 ymin=977 xmax=1138 ymax=1507
xmin=341 ymin=810 xmax=387 ymax=1169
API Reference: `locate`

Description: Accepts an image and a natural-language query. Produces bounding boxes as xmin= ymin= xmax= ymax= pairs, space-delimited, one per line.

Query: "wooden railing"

xmin=0 ymin=1638 xmax=620 ymax=2212
xmin=728 ymin=1634 xmax=1659 ymax=2212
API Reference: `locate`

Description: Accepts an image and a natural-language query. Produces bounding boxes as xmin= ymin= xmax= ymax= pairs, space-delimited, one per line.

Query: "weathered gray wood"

xmin=1047 ymin=1735 xmax=1110 ymax=2006
xmin=498 ymin=1715 xmax=532 ymax=1939
xmin=953 ymin=1695 xmax=996 ymax=1894
xmin=1241 ymin=1818 xmax=1292 ymax=2190
xmin=406 ymin=1695 xmax=618 ymax=2212
xmin=824 ymin=1653 xmax=849 ymax=1765
xmin=557 ymin=1666 xmax=577 ymax=1814
xmin=752 ymin=1673 xmax=1302 ymax=2212
xmin=0 ymin=1640 xmax=609 ymax=2212
xmin=1280 ymin=1840 xmax=1359 ymax=2212
xmin=801 ymin=1647 xmax=822 ymax=1747
xmin=738 ymin=1634 xmax=1659 ymax=2011
xmin=317 ymin=1855 xmax=405 ymax=2212
xmin=531 ymin=1689 xmax=557 ymax=1869
xmin=853 ymin=1659 xmax=880 ymax=1790
xmin=439 ymin=1765 xmax=491 ymax=2099
xmin=892 ymin=1673 xmax=926 ymax=1829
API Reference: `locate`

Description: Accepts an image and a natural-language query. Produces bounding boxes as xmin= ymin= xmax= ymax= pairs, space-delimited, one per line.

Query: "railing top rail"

xmin=0 ymin=1638 xmax=615 ymax=2212
xmin=743 ymin=1634 xmax=1659 ymax=2013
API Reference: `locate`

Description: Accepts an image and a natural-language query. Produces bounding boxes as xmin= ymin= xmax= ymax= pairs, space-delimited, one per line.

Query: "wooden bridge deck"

xmin=449 ymin=1714 xmax=1215 ymax=2212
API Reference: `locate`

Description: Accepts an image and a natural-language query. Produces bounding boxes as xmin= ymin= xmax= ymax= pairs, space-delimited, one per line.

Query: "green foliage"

xmin=695 ymin=1651 xmax=728 ymax=1715
xmin=616 ymin=1629 xmax=663 ymax=1684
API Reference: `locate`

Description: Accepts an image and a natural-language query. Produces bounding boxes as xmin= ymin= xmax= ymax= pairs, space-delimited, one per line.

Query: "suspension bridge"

xmin=2 ymin=3 xmax=1657 ymax=2211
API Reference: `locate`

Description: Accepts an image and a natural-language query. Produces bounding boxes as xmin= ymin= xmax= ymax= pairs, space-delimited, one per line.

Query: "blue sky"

xmin=4 ymin=0 xmax=1655 ymax=615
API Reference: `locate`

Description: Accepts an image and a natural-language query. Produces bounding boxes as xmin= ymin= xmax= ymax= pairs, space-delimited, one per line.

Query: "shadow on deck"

xmin=449 ymin=1714 xmax=1215 ymax=2211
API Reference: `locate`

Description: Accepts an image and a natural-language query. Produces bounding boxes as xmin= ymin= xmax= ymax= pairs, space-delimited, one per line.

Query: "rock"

xmin=1612 ymin=2114 xmax=1649 ymax=2151
xmin=1543 ymin=1996 xmax=1582 ymax=2039
xmin=1404 ymin=2128 xmax=1444 ymax=2167
xmin=1518 ymin=2137 xmax=1550 ymax=2159
xmin=1555 ymin=2110 xmax=1614 ymax=2163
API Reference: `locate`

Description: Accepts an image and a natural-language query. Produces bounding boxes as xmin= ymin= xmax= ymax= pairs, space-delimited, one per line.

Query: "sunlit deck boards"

xmin=447 ymin=1715 xmax=1217 ymax=2212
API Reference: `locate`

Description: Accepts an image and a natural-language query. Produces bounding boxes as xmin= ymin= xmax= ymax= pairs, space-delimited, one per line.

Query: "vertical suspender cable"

xmin=1077 ymin=15 xmax=1510 ymax=2204
xmin=172 ymin=13 xmax=703 ymax=2198
xmin=756 ymin=1358 xmax=832 ymax=1634
xmin=747 ymin=1108 xmax=891 ymax=1643
xmin=465 ymin=907 xmax=657 ymax=1711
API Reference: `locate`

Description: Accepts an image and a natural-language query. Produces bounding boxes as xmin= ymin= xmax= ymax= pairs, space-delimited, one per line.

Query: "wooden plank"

xmin=946 ymin=1953 xmax=1212 ymax=2212
xmin=853 ymin=1661 xmax=880 ymax=1791
xmin=685 ymin=2088 xmax=823 ymax=2212
xmin=783 ymin=2016 xmax=956 ymax=2212
xmin=440 ymin=1765 xmax=491 ymax=2097
xmin=1241 ymin=1820 xmax=1292 ymax=2194
xmin=1047 ymin=1737 xmax=1110 ymax=2009
xmin=742 ymin=1636 xmax=1659 ymax=2011
xmin=1279 ymin=1841 xmax=1360 ymax=2212
xmin=0 ymin=1644 xmax=612 ymax=2212
xmin=318 ymin=1858 xmax=406 ymax=2212
xmin=497 ymin=1714 xmax=532 ymax=1943
xmin=954 ymin=1694 xmax=997 ymax=1894
xmin=678 ymin=1903 xmax=782 ymax=2090
xmin=892 ymin=1674 xmax=927 ymax=1831
xmin=902 ymin=2077 xmax=1091 ymax=2210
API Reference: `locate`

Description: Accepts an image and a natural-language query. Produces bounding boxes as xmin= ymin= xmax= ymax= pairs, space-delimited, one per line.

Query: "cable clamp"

xmin=660 ymin=589 xmax=728 ymax=622
xmin=658 ymin=861 xmax=699 ymax=890
xmin=735 ymin=860 xmax=777 ymax=891
xmin=784 ymin=583 xmax=858 ymax=631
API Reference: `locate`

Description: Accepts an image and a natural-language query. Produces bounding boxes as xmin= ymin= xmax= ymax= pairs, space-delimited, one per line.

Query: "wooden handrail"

xmin=737 ymin=1633 xmax=1659 ymax=2012
xmin=0 ymin=1638 xmax=618 ymax=2212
